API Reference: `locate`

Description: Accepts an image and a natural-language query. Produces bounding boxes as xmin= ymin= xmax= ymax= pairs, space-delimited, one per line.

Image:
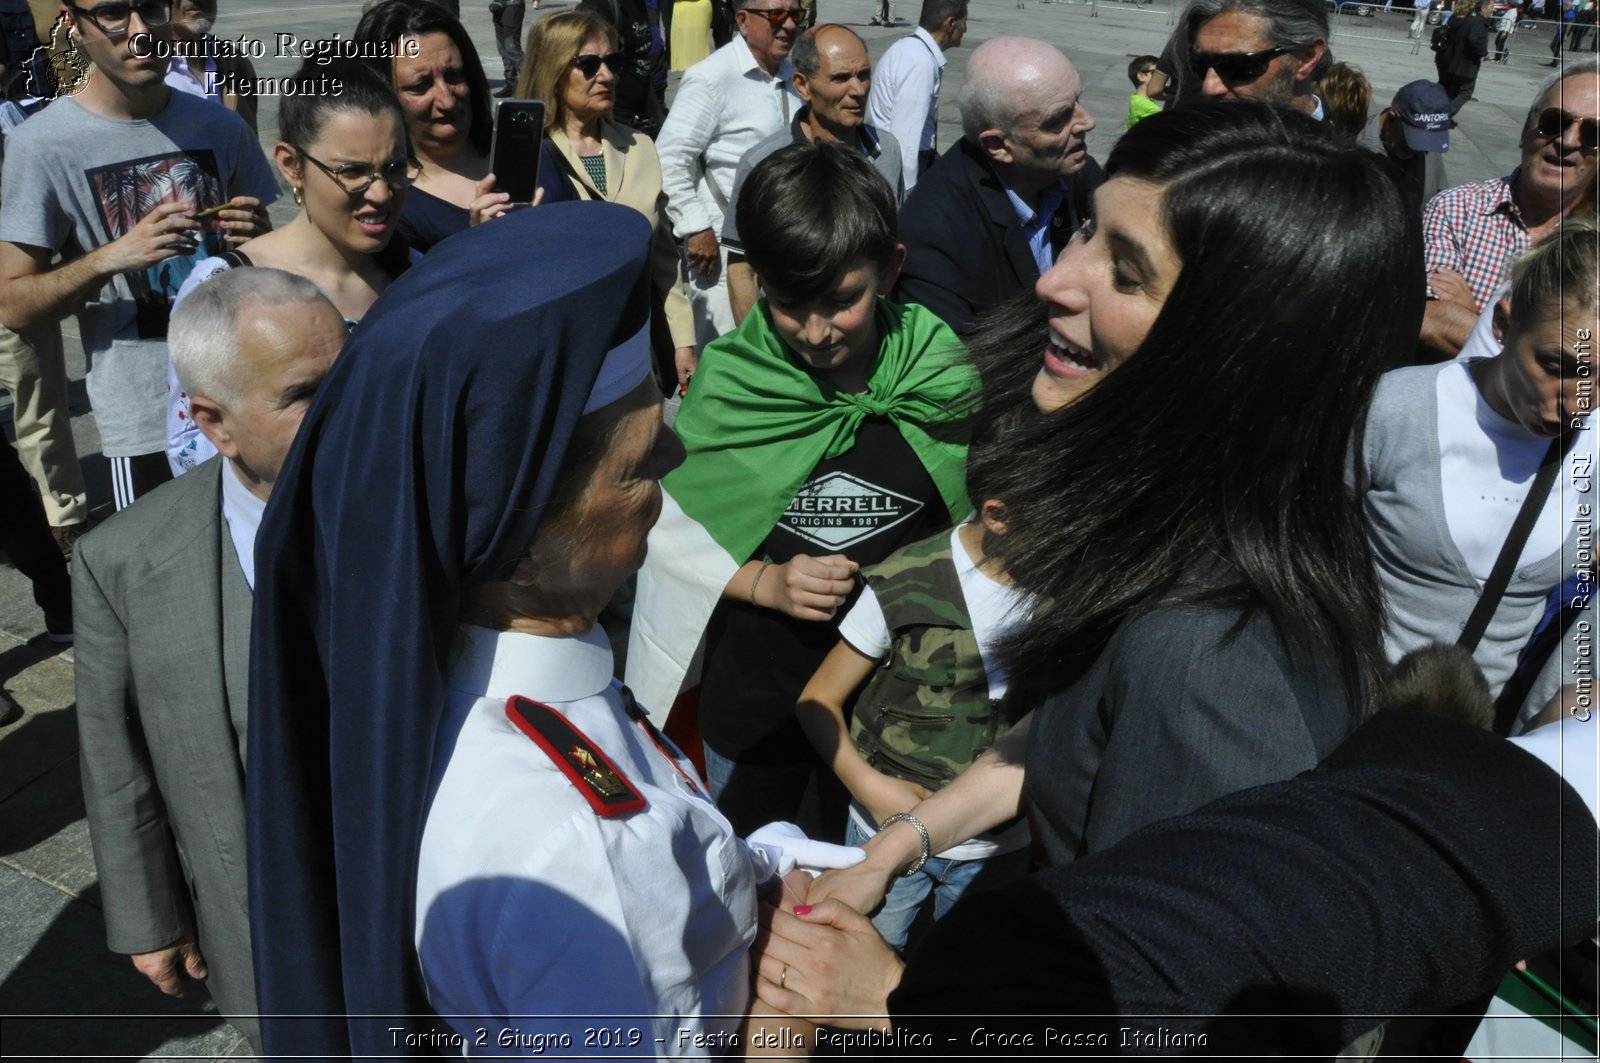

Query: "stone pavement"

xmin=0 ymin=0 xmax=1561 ymax=1058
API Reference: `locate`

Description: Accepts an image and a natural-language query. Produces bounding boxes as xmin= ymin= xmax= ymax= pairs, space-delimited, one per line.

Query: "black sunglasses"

xmin=1535 ymin=107 xmax=1599 ymax=152
xmin=68 ymin=0 xmax=171 ymax=35
xmin=741 ymin=6 xmax=803 ymax=27
xmin=572 ymin=51 xmax=626 ymax=78
xmin=1188 ymin=45 xmax=1292 ymax=85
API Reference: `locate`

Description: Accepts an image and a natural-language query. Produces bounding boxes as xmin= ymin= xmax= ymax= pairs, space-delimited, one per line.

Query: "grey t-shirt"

xmin=0 ymin=92 xmax=279 ymax=456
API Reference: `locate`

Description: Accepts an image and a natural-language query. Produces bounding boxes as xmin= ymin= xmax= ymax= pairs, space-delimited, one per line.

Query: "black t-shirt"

xmin=698 ymin=416 xmax=953 ymax=760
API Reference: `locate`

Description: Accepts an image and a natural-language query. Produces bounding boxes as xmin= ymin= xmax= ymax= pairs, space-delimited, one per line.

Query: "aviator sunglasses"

xmin=1534 ymin=107 xmax=1600 ymax=153
xmin=572 ymin=51 xmax=626 ymax=78
xmin=741 ymin=6 xmax=803 ymax=27
xmin=1188 ymin=45 xmax=1292 ymax=85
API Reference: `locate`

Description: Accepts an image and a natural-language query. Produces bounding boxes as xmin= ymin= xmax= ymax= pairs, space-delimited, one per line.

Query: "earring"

xmin=292 ymin=185 xmax=304 ymax=207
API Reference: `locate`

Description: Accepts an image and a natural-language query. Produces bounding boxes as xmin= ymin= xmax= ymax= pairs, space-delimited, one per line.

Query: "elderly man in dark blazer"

xmin=894 ymin=36 xmax=1103 ymax=337
xmin=73 ymin=268 xmax=345 ymax=1051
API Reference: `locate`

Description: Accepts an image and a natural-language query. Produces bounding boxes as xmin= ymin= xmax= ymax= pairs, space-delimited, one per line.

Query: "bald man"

xmin=894 ymin=36 xmax=1102 ymax=336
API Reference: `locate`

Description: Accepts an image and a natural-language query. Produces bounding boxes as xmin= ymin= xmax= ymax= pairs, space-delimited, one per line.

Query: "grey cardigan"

xmin=1363 ymin=361 xmax=1583 ymax=718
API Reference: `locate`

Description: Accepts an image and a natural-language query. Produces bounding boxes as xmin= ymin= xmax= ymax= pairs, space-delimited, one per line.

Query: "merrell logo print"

xmin=780 ymin=471 xmax=924 ymax=550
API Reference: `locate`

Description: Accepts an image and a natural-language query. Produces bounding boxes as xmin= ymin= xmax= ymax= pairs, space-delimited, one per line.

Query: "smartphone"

xmin=490 ymin=99 xmax=547 ymax=206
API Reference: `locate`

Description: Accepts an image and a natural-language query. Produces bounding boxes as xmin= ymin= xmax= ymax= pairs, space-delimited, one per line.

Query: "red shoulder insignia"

xmin=505 ymin=696 xmax=647 ymax=816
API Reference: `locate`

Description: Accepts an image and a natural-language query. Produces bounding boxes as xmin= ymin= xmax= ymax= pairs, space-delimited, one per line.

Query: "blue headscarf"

xmin=246 ymin=203 xmax=655 ymax=1059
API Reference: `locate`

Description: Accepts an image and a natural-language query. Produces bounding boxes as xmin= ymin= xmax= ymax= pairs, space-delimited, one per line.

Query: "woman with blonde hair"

xmin=521 ymin=9 xmax=698 ymax=390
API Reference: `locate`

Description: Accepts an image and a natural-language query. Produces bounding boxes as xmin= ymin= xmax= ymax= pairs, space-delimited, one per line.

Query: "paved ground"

xmin=0 ymin=0 xmax=1567 ymax=1057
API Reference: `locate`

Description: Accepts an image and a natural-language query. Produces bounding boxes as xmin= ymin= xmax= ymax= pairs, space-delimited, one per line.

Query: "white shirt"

xmin=165 ymin=50 xmax=220 ymax=103
xmin=656 ymin=35 xmax=799 ymax=240
xmin=866 ymin=27 xmax=946 ymax=194
xmin=416 ymin=625 xmax=757 ymax=1056
xmin=1509 ymin=717 xmax=1598 ymax=825
xmin=219 ymin=460 xmax=264 ymax=590
xmin=1436 ymin=361 xmax=1582 ymax=583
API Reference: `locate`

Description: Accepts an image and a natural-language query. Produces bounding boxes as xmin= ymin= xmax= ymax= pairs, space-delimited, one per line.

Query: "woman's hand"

xmin=753 ymin=899 xmax=903 ymax=1027
xmin=853 ymin=774 xmax=932 ymax=829
xmin=674 ymin=346 xmax=698 ymax=392
xmin=806 ymin=856 xmax=896 ymax=916
xmin=215 ymin=196 xmax=271 ymax=247
xmin=470 ymin=174 xmax=539 ymax=226
xmin=756 ymin=554 xmax=858 ymax=621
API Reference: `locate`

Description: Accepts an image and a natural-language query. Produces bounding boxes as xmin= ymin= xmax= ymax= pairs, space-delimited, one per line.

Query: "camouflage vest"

xmin=849 ymin=531 xmax=1023 ymax=790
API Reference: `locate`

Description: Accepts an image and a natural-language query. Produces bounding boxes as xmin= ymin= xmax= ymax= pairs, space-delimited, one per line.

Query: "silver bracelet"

xmin=878 ymin=812 xmax=932 ymax=877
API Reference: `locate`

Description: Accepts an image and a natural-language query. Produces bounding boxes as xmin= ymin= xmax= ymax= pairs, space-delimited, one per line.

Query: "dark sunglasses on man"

xmin=741 ymin=6 xmax=803 ymax=28
xmin=1534 ymin=107 xmax=1600 ymax=153
xmin=68 ymin=0 xmax=172 ymax=36
xmin=1188 ymin=45 xmax=1292 ymax=86
xmin=572 ymin=52 xmax=627 ymax=78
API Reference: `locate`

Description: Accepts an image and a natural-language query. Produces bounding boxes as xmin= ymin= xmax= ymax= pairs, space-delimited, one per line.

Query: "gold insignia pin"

xmin=568 ymin=746 xmax=628 ymax=798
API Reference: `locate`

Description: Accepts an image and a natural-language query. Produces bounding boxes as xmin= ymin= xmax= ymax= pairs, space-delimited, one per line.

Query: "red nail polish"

xmin=794 ymin=905 xmax=813 ymax=916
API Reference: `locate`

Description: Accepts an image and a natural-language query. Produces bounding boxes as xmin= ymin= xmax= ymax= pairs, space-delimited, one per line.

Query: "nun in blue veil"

xmin=245 ymin=203 xmax=841 ymax=1058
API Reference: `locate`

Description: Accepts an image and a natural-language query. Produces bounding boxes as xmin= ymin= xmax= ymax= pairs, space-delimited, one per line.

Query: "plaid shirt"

xmin=1422 ymin=171 xmax=1530 ymax=311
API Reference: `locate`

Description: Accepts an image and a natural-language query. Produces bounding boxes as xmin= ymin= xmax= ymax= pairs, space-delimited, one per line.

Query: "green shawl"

xmin=666 ymin=298 xmax=977 ymax=564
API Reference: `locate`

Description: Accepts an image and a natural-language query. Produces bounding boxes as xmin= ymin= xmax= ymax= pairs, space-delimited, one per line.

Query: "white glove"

xmin=743 ymin=821 xmax=866 ymax=884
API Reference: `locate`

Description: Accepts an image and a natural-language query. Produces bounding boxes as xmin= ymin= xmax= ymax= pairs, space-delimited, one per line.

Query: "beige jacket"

xmin=549 ymin=119 xmax=696 ymax=351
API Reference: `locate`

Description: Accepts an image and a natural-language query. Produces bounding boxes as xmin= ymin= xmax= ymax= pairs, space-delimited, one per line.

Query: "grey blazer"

xmin=73 ymin=458 xmax=258 ymax=1046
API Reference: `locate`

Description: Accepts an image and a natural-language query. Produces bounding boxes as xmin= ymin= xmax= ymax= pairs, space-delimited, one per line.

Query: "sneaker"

xmin=0 ymin=689 xmax=21 ymax=728
xmin=869 ymin=15 xmax=883 ymax=23
xmin=51 ymin=521 xmax=87 ymax=562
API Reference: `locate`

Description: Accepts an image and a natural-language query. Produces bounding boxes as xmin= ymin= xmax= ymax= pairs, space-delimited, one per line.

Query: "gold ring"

xmin=779 ymin=963 xmax=789 ymax=989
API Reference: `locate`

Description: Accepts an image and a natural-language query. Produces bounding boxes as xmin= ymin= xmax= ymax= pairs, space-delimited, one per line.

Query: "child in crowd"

xmin=626 ymin=141 xmax=976 ymax=841
xmin=795 ymin=491 xmax=1032 ymax=951
xmin=1127 ymin=55 xmax=1162 ymax=129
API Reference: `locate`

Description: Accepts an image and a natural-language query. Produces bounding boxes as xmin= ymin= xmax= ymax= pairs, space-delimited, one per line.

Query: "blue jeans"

xmin=846 ymin=817 xmax=988 ymax=952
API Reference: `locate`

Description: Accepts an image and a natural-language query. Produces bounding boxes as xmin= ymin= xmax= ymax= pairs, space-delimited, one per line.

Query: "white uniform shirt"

xmin=656 ymin=35 xmax=799 ymax=240
xmin=866 ymin=28 xmax=946 ymax=194
xmin=416 ymin=625 xmax=757 ymax=1056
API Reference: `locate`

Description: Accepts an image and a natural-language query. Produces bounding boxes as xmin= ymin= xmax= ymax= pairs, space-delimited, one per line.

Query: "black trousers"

xmin=1442 ymin=73 xmax=1477 ymax=115
xmin=1 ymin=442 xmax=70 ymax=630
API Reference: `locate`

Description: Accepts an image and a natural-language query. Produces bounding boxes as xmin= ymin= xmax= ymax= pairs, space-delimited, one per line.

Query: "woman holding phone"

xmin=354 ymin=0 xmax=570 ymax=254
xmin=521 ymin=10 xmax=697 ymax=390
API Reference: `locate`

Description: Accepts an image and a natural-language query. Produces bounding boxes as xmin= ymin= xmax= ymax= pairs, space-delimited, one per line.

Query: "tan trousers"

xmin=0 ymin=321 xmax=87 ymax=526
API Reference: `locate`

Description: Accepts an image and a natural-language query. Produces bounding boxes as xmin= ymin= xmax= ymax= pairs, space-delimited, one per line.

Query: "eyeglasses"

xmin=298 ymin=150 xmax=423 ymax=195
xmin=741 ymin=6 xmax=803 ymax=28
xmin=1188 ymin=45 xmax=1292 ymax=85
xmin=1534 ymin=107 xmax=1600 ymax=152
xmin=571 ymin=51 xmax=626 ymax=78
xmin=68 ymin=0 xmax=172 ymax=35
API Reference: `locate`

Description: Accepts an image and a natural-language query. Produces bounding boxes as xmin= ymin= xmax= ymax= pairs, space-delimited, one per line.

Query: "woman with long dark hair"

xmin=804 ymin=101 xmax=1423 ymax=909
xmin=354 ymin=0 xmax=569 ymax=253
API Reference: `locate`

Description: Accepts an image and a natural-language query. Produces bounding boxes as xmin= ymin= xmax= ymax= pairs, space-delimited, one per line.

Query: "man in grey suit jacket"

xmin=74 ymin=269 xmax=345 ymax=1049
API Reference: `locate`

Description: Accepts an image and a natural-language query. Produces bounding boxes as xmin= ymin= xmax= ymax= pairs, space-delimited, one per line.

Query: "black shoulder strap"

xmin=504 ymin=695 xmax=646 ymax=816
xmin=218 ymin=250 xmax=252 ymax=268
xmin=1458 ymin=433 xmax=1573 ymax=654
